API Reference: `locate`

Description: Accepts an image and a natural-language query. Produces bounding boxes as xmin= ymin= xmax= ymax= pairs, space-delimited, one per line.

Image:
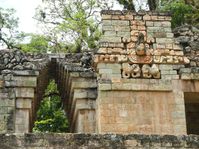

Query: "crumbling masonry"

xmin=0 ymin=10 xmax=199 ymax=148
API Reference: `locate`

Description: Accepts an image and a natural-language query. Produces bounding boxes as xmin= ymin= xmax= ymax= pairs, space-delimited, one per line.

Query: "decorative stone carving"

xmin=153 ymin=55 xmax=190 ymax=64
xmin=95 ymin=54 xmax=128 ymax=63
xmin=150 ymin=64 xmax=161 ymax=78
xmin=142 ymin=64 xmax=160 ymax=79
xmin=135 ymin=32 xmax=147 ymax=56
xmin=142 ymin=64 xmax=152 ymax=78
xmin=122 ymin=63 xmax=141 ymax=78
xmin=122 ymin=63 xmax=160 ymax=79
xmin=129 ymin=55 xmax=153 ymax=64
xmin=131 ymin=64 xmax=141 ymax=78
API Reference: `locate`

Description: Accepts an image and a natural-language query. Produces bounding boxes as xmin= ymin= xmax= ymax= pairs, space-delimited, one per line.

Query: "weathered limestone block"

xmin=15 ymin=109 xmax=29 ymax=133
xmin=16 ymin=98 xmax=32 ymax=109
xmin=15 ymin=88 xmax=34 ymax=98
xmin=13 ymin=76 xmax=37 ymax=87
xmin=100 ymin=36 xmax=121 ymax=43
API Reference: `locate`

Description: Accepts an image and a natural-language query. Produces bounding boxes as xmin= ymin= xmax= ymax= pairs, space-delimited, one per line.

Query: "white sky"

xmin=0 ymin=0 xmax=42 ymax=33
xmin=0 ymin=0 xmax=148 ymax=34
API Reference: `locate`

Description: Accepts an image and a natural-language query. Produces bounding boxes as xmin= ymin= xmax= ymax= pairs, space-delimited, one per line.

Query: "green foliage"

xmin=33 ymin=80 xmax=68 ymax=133
xmin=20 ymin=34 xmax=49 ymax=53
xmin=185 ymin=7 xmax=199 ymax=27
xmin=35 ymin=0 xmax=110 ymax=53
xmin=0 ymin=7 xmax=24 ymax=49
xmin=116 ymin=0 xmax=135 ymax=10
xmin=161 ymin=0 xmax=193 ymax=28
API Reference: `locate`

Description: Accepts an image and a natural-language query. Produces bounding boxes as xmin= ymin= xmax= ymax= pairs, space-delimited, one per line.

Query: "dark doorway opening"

xmin=184 ymin=92 xmax=199 ymax=134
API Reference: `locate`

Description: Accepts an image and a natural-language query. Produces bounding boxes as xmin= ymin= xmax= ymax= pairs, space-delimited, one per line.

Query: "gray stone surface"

xmin=0 ymin=133 xmax=199 ymax=149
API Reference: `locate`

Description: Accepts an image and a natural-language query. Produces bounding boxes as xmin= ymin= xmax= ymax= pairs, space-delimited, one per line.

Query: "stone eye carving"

xmin=122 ymin=63 xmax=141 ymax=78
xmin=135 ymin=32 xmax=146 ymax=56
xmin=142 ymin=64 xmax=160 ymax=79
xmin=122 ymin=63 xmax=161 ymax=79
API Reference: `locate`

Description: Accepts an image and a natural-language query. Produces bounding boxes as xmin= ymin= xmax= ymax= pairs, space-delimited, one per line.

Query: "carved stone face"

xmin=136 ymin=43 xmax=146 ymax=56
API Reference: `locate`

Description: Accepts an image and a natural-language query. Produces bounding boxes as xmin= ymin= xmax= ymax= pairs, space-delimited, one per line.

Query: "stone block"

xmin=99 ymin=42 xmax=124 ymax=48
xmin=137 ymin=26 xmax=146 ymax=31
xmin=159 ymin=65 xmax=173 ymax=70
xmin=166 ymin=33 xmax=174 ymax=38
xmin=143 ymin=15 xmax=151 ymax=20
xmin=99 ymin=69 xmax=112 ymax=74
xmin=106 ymin=64 xmax=121 ymax=70
xmin=101 ymin=14 xmax=112 ymax=20
xmin=13 ymin=76 xmax=37 ymax=87
xmin=108 ymin=48 xmax=123 ymax=54
xmin=161 ymin=70 xmax=177 ymax=75
xmin=151 ymin=16 xmax=158 ymax=20
xmin=98 ymin=83 xmax=111 ymax=90
xmin=156 ymin=38 xmax=173 ymax=44
xmin=112 ymin=83 xmax=123 ymax=90
xmin=15 ymin=88 xmax=34 ymax=98
xmin=154 ymin=32 xmax=166 ymax=38
xmin=97 ymin=63 xmax=107 ymax=69
xmin=154 ymin=22 xmax=162 ymax=27
xmin=147 ymin=27 xmax=162 ymax=32
xmin=162 ymin=21 xmax=171 ymax=27
xmin=122 ymin=83 xmax=132 ymax=90
xmin=173 ymin=44 xmax=182 ymax=50
xmin=100 ymin=36 xmax=121 ymax=43
xmin=115 ymin=26 xmax=130 ymax=32
xmin=16 ymin=98 xmax=32 ymax=109
xmin=117 ymin=32 xmax=130 ymax=38
xmin=104 ymin=31 xmax=117 ymax=36
xmin=134 ymin=15 xmax=142 ymax=20
xmin=180 ymin=73 xmax=191 ymax=80
xmin=13 ymin=70 xmax=39 ymax=76
xmin=112 ymin=20 xmax=129 ymax=26
xmin=103 ymin=20 xmax=112 ymax=26
xmin=146 ymin=21 xmax=154 ymax=26
xmin=97 ymin=48 xmax=107 ymax=54
xmin=102 ymin=25 xmax=115 ymax=31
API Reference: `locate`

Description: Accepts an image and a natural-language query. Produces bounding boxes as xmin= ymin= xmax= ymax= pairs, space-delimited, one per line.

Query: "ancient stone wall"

xmin=0 ymin=10 xmax=199 ymax=137
xmin=94 ymin=10 xmax=199 ymax=135
xmin=0 ymin=133 xmax=199 ymax=149
xmin=55 ymin=54 xmax=97 ymax=133
xmin=0 ymin=50 xmax=50 ymax=133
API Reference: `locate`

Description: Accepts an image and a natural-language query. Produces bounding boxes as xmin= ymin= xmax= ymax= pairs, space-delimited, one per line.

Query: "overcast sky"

xmin=0 ymin=0 xmax=42 ymax=33
xmin=0 ymin=0 xmax=148 ymax=34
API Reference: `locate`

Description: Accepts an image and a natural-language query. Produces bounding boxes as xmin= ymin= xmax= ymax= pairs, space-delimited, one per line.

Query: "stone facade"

xmin=0 ymin=10 xmax=199 ymax=142
xmin=55 ymin=57 xmax=97 ymax=133
xmin=0 ymin=50 xmax=49 ymax=133
xmin=94 ymin=10 xmax=199 ymax=135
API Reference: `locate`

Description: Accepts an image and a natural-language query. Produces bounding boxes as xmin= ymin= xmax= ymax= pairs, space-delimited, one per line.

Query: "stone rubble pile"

xmin=59 ymin=52 xmax=94 ymax=72
xmin=173 ymin=25 xmax=199 ymax=67
xmin=0 ymin=49 xmax=49 ymax=72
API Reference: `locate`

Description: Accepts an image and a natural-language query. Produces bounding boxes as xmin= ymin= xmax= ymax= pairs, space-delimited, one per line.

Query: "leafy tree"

xmin=148 ymin=0 xmax=159 ymax=10
xmin=116 ymin=0 xmax=160 ymax=11
xmin=33 ymin=80 xmax=68 ymax=133
xmin=34 ymin=0 xmax=112 ymax=53
xmin=20 ymin=34 xmax=49 ymax=53
xmin=0 ymin=7 xmax=25 ymax=49
xmin=116 ymin=0 xmax=135 ymax=10
xmin=161 ymin=0 xmax=193 ymax=28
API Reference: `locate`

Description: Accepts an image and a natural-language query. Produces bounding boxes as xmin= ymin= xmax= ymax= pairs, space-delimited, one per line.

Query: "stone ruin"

xmin=0 ymin=10 xmax=199 ymax=148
